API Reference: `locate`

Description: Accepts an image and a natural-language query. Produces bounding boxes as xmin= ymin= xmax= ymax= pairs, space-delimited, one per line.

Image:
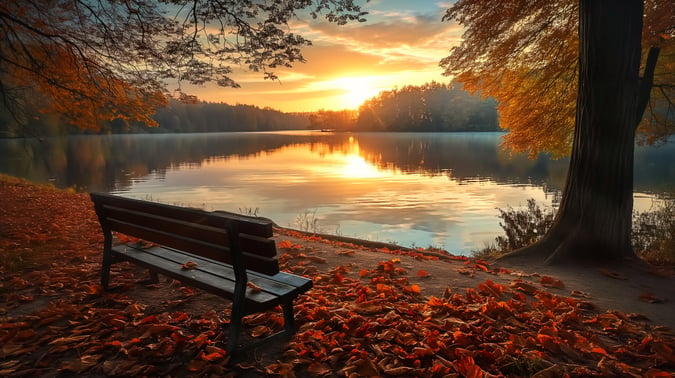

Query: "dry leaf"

xmin=180 ymin=261 xmax=198 ymax=270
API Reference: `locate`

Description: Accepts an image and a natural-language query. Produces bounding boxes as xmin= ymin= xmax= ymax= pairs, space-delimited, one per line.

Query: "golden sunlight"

xmin=340 ymin=154 xmax=384 ymax=178
xmin=334 ymin=77 xmax=382 ymax=109
xmin=336 ymin=137 xmax=385 ymax=178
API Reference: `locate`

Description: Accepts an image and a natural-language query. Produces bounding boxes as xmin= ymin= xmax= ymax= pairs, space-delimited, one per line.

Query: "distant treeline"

xmin=0 ymin=100 xmax=309 ymax=137
xmin=149 ymin=101 xmax=309 ymax=133
xmin=0 ymin=82 xmax=499 ymax=137
xmin=310 ymin=82 xmax=500 ymax=132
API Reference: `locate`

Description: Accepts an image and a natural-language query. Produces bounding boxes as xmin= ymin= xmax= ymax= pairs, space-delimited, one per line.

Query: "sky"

xmin=187 ymin=1 xmax=463 ymax=112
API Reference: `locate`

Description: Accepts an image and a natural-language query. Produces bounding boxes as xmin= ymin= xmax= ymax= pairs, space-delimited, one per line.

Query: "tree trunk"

xmin=503 ymin=0 xmax=644 ymax=264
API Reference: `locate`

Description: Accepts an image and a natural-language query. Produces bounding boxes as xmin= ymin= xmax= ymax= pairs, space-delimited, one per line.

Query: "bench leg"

xmin=227 ymin=311 xmax=243 ymax=353
xmin=282 ymin=302 xmax=295 ymax=333
xmin=101 ymin=254 xmax=113 ymax=290
xmin=227 ymin=284 xmax=246 ymax=353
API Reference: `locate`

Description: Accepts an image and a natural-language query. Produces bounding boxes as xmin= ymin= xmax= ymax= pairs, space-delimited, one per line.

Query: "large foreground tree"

xmin=0 ymin=0 xmax=366 ymax=131
xmin=442 ymin=0 xmax=673 ymax=264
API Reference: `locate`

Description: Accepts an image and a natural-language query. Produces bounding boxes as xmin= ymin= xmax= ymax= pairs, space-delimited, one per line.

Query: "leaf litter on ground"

xmin=0 ymin=177 xmax=674 ymax=377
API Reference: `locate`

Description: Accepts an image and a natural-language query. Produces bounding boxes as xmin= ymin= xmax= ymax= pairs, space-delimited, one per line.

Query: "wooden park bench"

xmin=89 ymin=192 xmax=313 ymax=354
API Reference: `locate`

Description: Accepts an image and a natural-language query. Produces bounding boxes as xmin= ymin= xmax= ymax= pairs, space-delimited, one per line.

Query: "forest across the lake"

xmin=0 ymin=82 xmax=499 ymax=137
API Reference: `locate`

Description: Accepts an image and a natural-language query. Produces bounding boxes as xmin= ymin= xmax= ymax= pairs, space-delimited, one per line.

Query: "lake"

xmin=1 ymin=131 xmax=673 ymax=254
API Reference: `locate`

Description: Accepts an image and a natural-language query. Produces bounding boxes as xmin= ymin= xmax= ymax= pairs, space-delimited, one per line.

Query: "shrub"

xmin=493 ymin=198 xmax=555 ymax=251
xmin=475 ymin=196 xmax=674 ymax=264
xmin=632 ymin=198 xmax=675 ymax=264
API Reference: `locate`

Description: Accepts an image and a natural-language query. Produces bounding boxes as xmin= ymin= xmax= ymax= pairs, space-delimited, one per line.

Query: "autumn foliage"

xmin=1 ymin=176 xmax=674 ymax=376
xmin=441 ymin=0 xmax=674 ymax=157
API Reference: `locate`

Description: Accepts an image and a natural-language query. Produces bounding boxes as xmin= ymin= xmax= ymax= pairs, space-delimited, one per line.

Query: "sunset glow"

xmin=189 ymin=2 xmax=464 ymax=112
xmin=339 ymin=154 xmax=384 ymax=178
xmin=334 ymin=77 xmax=382 ymax=109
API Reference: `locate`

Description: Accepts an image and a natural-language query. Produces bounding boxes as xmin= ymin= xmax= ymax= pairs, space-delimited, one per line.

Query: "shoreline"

xmin=1 ymin=174 xmax=673 ymax=376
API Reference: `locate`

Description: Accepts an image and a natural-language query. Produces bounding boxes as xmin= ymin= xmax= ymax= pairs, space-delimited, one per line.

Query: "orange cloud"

xmin=190 ymin=3 xmax=464 ymax=112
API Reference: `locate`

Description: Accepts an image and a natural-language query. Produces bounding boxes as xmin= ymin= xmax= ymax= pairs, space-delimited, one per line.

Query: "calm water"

xmin=2 ymin=131 xmax=673 ymax=254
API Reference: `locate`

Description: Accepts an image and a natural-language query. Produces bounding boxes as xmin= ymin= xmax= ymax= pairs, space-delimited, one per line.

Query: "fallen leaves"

xmin=180 ymin=261 xmax=198 ymax=270
xmin=540 ymin=275 xmax=565 ymax=288
xmin=246 ymin=281 xmax=263 ymax=293
xmin=639 ymin=293 xmax=667 ymax=303
xmin=2 ymin=178 xmax=675 ymax=377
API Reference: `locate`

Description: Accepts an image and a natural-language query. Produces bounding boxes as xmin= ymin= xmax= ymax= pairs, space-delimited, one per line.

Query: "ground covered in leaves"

xmin=1 ymin=175 xmax=674 ymax=377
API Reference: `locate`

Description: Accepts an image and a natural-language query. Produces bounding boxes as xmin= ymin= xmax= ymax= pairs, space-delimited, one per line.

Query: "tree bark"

xmin=502 ymin=0 xmax=645 ymax=264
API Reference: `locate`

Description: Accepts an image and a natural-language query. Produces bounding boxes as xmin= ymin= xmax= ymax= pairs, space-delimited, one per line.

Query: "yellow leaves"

xmin=4 ymin=40 xmax=167 ymax=132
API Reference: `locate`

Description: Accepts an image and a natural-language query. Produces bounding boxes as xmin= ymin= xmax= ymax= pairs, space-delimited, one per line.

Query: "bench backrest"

xmin=90 ymin=192 xmax=279 ymax=276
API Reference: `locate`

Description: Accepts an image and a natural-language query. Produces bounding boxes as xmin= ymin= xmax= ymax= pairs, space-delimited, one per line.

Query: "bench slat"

xmin=91 ymin=193 xmax=274 ymax=237
xmin=103 ymin=204 xmax=278 ymax=259
xmin=141 ymin=246 xmax=310 ymax=297
xmin=116 ymin=244 xmax=309 ymax=297
xmin=113 ymin=244 xmax=311 ymax=312
xmin=107 ymin=217 xmax=280 ymax=276
xmin=104 ymin=206 xmax=230 ymax=245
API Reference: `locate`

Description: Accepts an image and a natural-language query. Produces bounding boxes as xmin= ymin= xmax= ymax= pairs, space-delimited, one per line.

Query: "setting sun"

xmin=334 ymin=76 xmax=383 ymax=109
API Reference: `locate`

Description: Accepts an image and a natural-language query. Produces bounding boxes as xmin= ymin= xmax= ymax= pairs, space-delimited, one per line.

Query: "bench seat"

xmin=112 ymin=242 xmax=313 ymax=313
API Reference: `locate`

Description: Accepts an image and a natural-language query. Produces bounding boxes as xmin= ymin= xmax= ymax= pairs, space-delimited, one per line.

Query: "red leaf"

xmin=540 ymin=275 xmax=565 ymax=288
xmin=180 ymin=261 xmax=198 ymax=270
xmin=265 ymin=363 xmax=294 ymax=376
xmin=404 ymin=284 xmax=421 ymax=295
xmin=454 ymin=355 xmax=485 ymax=378
xmin=247 ymin=281 xmax=263 ymax=293
xmin=277 ymin=240 xmax=292 ymax=249
xmin=639 ymin=293 xmax=666 ymax=303
xmin=250 ymin=325 xmax=271 ymax=338
xmin=646 ymin=369 xmax=675 ymax=377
